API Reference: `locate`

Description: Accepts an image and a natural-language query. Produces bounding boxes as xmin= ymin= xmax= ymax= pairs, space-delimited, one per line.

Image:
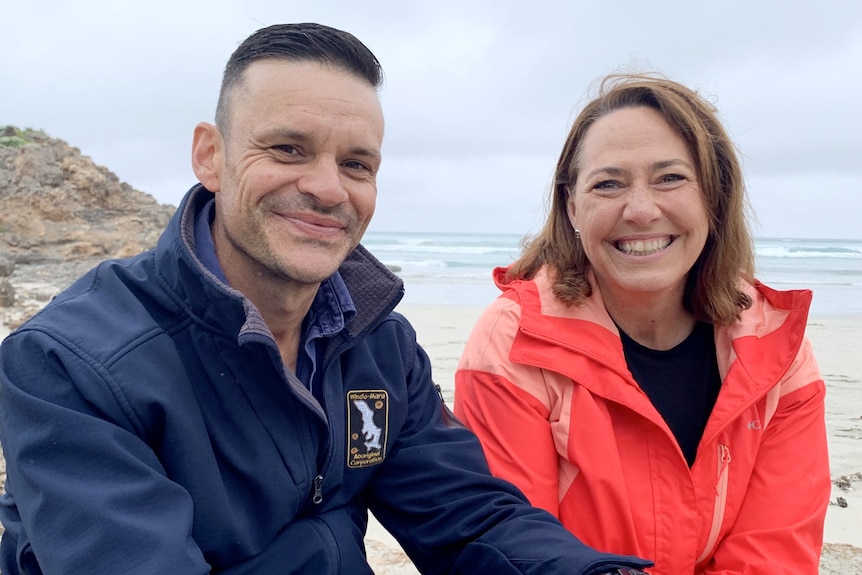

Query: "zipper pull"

xmin=435 ymin=383 xmax=467 ymax=429
xmin=720 ymin=444 xmax=732 ymax=466
xmin=312 ymin=474 xmax=324 ymax=505
xmin=435 ymin=383 xmax=445 ymax=402
xmin=715 ymin=444 xmax=731 ymax=495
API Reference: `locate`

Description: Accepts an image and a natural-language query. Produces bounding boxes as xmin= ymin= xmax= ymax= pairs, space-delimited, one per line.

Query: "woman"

xmin=454 ymin=74 xmax=829 ymax=574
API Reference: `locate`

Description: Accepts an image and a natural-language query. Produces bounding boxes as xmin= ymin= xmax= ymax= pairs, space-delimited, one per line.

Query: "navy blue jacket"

xmin=0 ymin=185 xmax=650 ymax=574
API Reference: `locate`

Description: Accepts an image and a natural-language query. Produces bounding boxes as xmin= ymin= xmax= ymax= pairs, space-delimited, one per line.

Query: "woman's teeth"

xmin=616 ymin=237 xmax=672 ymax=255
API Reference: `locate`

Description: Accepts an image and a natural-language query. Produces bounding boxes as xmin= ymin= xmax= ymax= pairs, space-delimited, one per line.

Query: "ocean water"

xmin=363 ymin=232 xmax=862 ymax=316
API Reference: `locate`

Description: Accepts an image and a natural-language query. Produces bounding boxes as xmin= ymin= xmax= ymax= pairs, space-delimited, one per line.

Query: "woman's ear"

xmin=191 ymin=122 xmax=224 ymax=192
xmin=564 ymin=186 xmax=578 ymax=229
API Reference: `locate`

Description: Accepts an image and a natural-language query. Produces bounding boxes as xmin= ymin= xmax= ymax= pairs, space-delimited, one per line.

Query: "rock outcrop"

xmin=0 ymin=126 xmax=176 ymax=328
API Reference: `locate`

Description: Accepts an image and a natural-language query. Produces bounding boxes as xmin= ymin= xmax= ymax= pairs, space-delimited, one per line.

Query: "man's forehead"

xmin=226 ymin=59 xmax=384 ymax=145
xmin=232 ymin=60 xmax=381 ymax=116
xmin=240 ymin=58 xmax=376 ymax=93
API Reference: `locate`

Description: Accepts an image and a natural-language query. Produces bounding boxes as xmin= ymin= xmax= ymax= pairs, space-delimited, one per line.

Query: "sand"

xmin=361 ymin=305 xmax=862 ymax=573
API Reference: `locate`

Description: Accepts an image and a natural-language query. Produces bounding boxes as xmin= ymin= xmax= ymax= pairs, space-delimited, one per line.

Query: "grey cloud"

xmin=2 ymin=0 xmax=860 ymax=238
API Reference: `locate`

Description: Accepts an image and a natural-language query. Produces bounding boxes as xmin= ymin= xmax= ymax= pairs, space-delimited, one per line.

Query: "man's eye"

xmin=344 ymin=160 xmax=370 ymax=172
xmin=274 ymin=145 xmax=300 ymax=155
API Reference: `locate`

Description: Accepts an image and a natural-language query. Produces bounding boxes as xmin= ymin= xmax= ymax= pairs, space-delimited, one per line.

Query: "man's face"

xmin=207 ymin=60 xmax=384 ymax=289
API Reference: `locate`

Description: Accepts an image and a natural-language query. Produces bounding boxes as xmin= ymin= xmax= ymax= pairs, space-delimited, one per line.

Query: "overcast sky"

xmin=3 ymin=1 xmax=861 ymax=239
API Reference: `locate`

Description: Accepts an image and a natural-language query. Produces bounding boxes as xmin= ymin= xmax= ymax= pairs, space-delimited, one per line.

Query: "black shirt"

xmin=618 ymin=321 xmax=721 ymax=467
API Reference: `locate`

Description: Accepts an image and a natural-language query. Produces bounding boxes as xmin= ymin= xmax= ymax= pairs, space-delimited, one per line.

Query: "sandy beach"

xmin=362 ymin=304 xmax=862 ymax=573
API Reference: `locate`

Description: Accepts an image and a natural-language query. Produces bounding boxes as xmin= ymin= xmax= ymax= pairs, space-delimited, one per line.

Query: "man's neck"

xmin=233 ymin=271 xmax=319 ymax=371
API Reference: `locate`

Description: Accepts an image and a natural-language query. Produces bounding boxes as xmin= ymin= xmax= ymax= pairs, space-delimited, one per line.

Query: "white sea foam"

xmin=364 ymin=232 xmax=862 ymax=314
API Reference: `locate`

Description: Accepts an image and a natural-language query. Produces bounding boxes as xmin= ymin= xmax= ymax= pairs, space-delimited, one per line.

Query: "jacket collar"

xmin=154 ymin=184 xmax=404 ymax=343
xmin=495 ymin=265 xmax=813 ymax=414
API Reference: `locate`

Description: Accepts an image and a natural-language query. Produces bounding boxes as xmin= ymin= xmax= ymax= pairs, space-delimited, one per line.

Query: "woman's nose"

xmin=622 ymin=184 xmax=662 ymax=225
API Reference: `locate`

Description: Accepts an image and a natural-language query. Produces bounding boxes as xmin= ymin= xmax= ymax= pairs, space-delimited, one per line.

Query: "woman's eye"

xmin=594 ymin=180 xmax=619 ymax=190
xmin=592 ymin=180 xmax=623 ymax=195
xmin=660 ymin=173 xmax=685 ymax=183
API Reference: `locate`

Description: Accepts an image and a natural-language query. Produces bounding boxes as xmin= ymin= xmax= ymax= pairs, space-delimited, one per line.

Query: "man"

xmin=0 ymin=23 xmax=651 ymax=575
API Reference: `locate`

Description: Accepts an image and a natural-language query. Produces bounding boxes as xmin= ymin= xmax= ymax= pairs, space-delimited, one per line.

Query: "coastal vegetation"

xmin=0 ymin=126 xmax=44 ymax=148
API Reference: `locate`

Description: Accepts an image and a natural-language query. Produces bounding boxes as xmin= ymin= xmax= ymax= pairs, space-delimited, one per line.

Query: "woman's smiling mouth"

xmin=615 ymin=236 xmax=674 ymax=256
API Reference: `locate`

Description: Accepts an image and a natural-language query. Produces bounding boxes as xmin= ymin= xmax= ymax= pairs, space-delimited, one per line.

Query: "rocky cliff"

xmin=0 ymin=126 xmax=176 ymax=328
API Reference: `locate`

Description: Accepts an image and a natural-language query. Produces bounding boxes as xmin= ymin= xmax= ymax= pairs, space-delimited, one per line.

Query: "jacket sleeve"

xmin=363 ymin=312 xmax=650 ymax=575
xmin=0 ymin=328 xmax=211 ymax=575
xmin=705 ymin=337 xmax=830 ymax=574
xmin=453 ymin=297 xmax=563 ymax=517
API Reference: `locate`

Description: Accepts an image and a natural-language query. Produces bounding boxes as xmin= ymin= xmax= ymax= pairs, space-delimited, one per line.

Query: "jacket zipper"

xmin=696 ymin=443 xmax=731 ymax=564
xmin=310 ymin=336 xmax=358 ymax=510
xmin=312 ymin=474 xmax=324 ymax=505
xmin=310 ymin=331 xmax=369 ymax=510
xmin=309 ymin=301 xmax=400 ymax=509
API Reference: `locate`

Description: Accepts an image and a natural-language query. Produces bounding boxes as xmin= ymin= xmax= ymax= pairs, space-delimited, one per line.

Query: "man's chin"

xmin=275 ymin=256 xmax=350 ymax=285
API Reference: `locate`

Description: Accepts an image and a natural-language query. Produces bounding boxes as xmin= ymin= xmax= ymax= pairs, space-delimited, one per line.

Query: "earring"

xmin=575 ymin=229 xmax=581 ymax=240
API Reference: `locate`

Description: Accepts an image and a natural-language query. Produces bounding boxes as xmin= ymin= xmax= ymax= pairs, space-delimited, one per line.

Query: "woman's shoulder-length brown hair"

xmin=508 ymin=73 xmax=755 ymax=324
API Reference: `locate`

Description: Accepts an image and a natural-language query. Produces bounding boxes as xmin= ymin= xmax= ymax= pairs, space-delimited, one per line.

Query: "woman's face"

xmin=568 ymin=106 xmax=709 ymax=306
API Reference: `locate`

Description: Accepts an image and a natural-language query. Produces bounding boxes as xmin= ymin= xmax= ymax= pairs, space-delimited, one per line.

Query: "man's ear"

xmin=191 ymin=122 xmax=224 ymax=192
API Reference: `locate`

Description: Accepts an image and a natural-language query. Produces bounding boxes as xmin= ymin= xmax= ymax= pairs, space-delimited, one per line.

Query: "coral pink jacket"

xmin=455 ymin=267 xmax=830 ymax=575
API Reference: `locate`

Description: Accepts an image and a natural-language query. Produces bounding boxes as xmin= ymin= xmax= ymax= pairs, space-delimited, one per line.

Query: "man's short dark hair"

xmin=215 ymin=23 xmax=383 ymax=133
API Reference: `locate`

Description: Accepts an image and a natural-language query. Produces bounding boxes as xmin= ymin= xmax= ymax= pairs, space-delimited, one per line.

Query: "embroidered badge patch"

xmin=347 ymin=390 xmax=389 ymax=468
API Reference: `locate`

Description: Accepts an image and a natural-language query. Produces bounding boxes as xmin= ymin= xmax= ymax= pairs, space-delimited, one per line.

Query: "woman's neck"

xmin=599 ymin=285 xmax=698 ymax=351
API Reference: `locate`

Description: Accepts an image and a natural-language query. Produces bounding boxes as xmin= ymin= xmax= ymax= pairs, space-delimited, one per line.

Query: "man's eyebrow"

xmin=349 ymin=146 xmax=381 ymax=161
xmin=259 ymin=128 xmax=311 ymax=142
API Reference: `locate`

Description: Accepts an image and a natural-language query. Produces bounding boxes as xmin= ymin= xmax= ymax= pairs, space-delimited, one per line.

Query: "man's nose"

xmin=296 ymin=156 xmax=348 ymax=206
